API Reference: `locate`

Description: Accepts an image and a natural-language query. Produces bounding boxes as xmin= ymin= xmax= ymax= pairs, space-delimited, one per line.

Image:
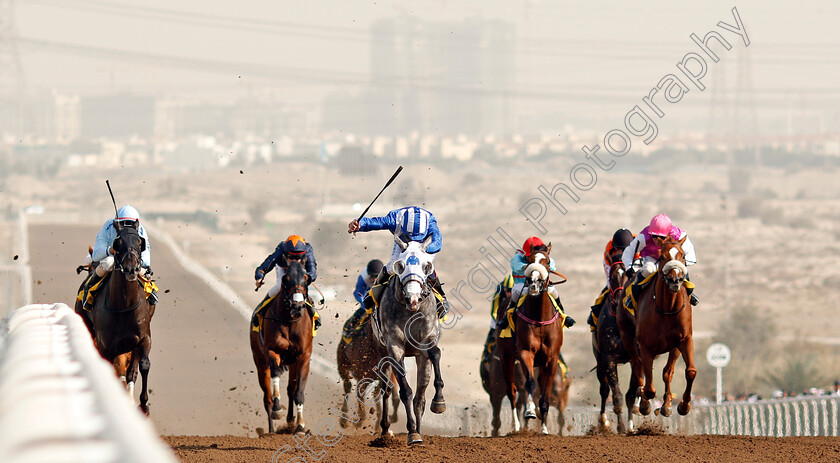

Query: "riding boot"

xmin=482 ymin=328 xmax=496 ymax=364
xmin=495 ymin=300 xmax=514 ymax=330
xmin=588 ymin=286 xmax=608 ymax=332
xmin=81 ymin=272 xmax=103 ymax=310
xmin=363 ymin=270 xmax=390 ymax=312
xmin=307 ymin=305 xmax=321 ymax=330
xmin=147 ymin=289 xmax=159 ymax=306
xmin=554 ymin=296 xmax=576 ymax=328
xmin=428 ymin=271 xmax=451 ymax=320
xmin=686 ymin=273 xmax=699 ymax=306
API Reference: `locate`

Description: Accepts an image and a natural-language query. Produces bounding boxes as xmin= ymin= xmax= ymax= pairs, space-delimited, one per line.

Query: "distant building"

xmin=322 ymin=16 xmax=515 ymax=137
xmin=80 ymin=94 xmax=155 ymax=139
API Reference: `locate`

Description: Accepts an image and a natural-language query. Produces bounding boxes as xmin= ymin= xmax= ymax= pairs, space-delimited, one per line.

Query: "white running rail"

xmin=0 ymin=304 xmax=177 ymax=463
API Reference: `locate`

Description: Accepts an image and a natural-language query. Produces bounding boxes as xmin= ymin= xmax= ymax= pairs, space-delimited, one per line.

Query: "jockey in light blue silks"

xmin=347 ymin=206 xmax=450 ymax=319
xmin=495 ymin=236 xmax=575 ymax=330
xmin=81 ymin=205 xmax=157 ymax=307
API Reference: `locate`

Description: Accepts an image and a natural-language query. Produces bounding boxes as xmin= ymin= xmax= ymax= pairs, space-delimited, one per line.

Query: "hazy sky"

xmin=13 ymin=0 xmax=840 ymax=133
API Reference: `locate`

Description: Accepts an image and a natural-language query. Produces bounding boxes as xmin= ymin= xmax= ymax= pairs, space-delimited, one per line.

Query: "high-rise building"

xmin=324 ymin=16 xmax=515 ymax=136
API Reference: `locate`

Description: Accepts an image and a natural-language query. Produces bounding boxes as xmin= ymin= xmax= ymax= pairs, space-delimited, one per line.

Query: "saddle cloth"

xmin=623 ymin=273 xmax=695 ymax=317
xmin=251 ymin=295 xmax=319 ymax=338
xmin=498 ymin=294 xmax=565 ymax=339
xmin=77 ymin=274 xmax=158 ymax=311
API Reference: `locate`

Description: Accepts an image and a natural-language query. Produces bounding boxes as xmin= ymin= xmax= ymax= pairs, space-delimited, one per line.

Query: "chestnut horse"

xmin=74 ymin=223 xmax=154 ymax=413
xmin=250 ymin=259 xmax=313 ymax=434
xmin=500 ymin=244 xmax=566 ymax=434
xmin=592 ymin=253 xmax=638 ymax=433
xmin=631 ymin=236 xmax=696 ymax=417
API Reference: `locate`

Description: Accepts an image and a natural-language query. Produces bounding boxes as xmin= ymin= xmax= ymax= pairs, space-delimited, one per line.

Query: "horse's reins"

xmin=106 ymin=236 xmax=145 ymax=313
xmin=516 ymin=265 xmax=565 ymax=326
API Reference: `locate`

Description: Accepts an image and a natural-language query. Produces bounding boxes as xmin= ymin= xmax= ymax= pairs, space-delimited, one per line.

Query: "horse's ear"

xmin=421 ymin=234 xmax=433 ymax=251
xmin=394 ymin=234 xmax=408 ymax=252
xmin=678 ymin=235 xmax=687 ymax=246
xmin=546 ymin=242 xmax=552 ymax=254
xmin=113 ymin=219 xmax=122 ymax=232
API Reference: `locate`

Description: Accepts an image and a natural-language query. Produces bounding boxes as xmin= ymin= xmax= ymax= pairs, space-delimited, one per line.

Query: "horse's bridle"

xmin=608 ymin=260 xmax=627 ymax=306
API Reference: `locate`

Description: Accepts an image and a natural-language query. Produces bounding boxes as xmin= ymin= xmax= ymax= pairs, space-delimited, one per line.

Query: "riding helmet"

xmin=366 ymin=259 xmax=384 ymax=276
xmin=649 ymin=213 xmax=672 ymax=236
xmin=283 ymin=235 xmax=307 ymax=255
xmin=611 ymin=228 xmax=634 ymax=249
xmin=522 ymin=236 xmax=545 ymax=257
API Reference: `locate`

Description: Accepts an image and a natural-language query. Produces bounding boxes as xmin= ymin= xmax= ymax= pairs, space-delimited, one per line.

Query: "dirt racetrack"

xmin=165 ymin=434 xmax=840 ymax=463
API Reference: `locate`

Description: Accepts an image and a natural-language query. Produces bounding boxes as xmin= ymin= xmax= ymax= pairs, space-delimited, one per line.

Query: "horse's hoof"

xmin=339 ymin=417 xmax=349 ymax=428
xmin=407 ymin=433 xmax=423 ymax=445
xmin=677 ymin=401 xmax=691 ymax=415
xmin=639 ymin=400 xmax=651 ymax=416
xmin=524 ymin=410 xmax=537 ymax=420
xmin=139 ymin=404 xmax=149 ymax=416
xmin=271 ymin=410 xmax=283 ymax=420
xmin=430 ymin=400 xmax=446 ymax=414
xmin=660 ymin=406 xmax=671 ymax=417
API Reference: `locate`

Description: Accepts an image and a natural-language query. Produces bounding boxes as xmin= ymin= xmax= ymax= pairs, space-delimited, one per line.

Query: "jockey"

xmin=347 ymin=206 xmax=450 ymax=318
xmin=622 ymin=213 xmax=699 ymax=305
xmin=587 ymin=228 xmax=637 ymax=331
xmin=495 ymin=236 xmax=575 ymax=330
xmin=80 ymin=205 xmax=157 ymax=308
xmin=344 ymin=259 xmax=384 ymax=330
xmin=253 ymin=234 xmax=321 ymax=330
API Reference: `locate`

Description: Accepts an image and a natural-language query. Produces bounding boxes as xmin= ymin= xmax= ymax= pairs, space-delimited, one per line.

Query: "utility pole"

xmin=0 ymin=0 xmax=27 ymax=136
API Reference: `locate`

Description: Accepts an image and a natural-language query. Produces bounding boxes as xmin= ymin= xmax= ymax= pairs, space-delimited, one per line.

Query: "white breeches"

xmin=510 ymin=281 xmax=559 ymax=306
xmin=268 ymin=267 xmax=286 ymax=298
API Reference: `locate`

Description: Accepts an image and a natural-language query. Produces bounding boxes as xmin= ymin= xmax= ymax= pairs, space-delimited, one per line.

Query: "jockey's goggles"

xmin=286 ymin=252 xmax=305 ymax=261
xmin=650 ymin=234 xmax=666 ymax=240
xmin=118 ymin=219 xmax=139 ymax=228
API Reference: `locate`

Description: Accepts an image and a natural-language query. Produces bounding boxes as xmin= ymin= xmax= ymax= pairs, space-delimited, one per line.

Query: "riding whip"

xmin=105 ymin=180 xmax=119 ymax=218
xmin=356 ymin=166 xmax=403 ymax=221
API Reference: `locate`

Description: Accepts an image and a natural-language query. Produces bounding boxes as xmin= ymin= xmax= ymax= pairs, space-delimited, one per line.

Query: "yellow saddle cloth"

xmin=499 ymin=294 xmax=566 ymax=339
xmin=251 ymin=295 xmax=319 ymax=337
xmin=623 ymin=273 xmax=695 ymax=317
xmin=77 ymin=274 xmax=158 ymax=311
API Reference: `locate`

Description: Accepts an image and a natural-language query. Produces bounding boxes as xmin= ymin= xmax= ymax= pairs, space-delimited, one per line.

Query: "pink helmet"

xmin=649 ymin=213 xmax=672 ymax=237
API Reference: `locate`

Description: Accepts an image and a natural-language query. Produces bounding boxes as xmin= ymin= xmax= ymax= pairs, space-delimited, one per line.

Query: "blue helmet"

xmin=395 ymin=207 xmax=431 ymax=238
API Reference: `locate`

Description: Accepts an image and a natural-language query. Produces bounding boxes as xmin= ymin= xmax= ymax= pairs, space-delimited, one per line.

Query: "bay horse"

xmin=631 ymin=236 xmax=696 ymax=417
xmin=501 ymin=244 xmax=566 ymax=435
xmin=374 ymin=235 xmax=446 ymax=445
xmin=336 ymin=312 xmax=399 ymax=431
xmin=74 ymin=222 xmax=154 ymax=413
xmin=592 ymin=253 xmax=638 ymax=433
xmin=249 ymin=259 xmax=313 ymax=434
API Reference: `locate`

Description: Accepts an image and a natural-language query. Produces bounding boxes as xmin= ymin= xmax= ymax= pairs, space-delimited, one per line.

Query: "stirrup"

xmin=690 ymin=293 xmax=699 ymax=306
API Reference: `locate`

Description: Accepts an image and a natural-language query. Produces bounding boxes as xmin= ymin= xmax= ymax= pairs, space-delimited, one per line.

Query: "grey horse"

xmin=372 ymin=235 xmax=446 ymax=445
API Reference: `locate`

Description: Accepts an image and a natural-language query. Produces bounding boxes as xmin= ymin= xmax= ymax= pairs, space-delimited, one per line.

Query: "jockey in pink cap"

xmin=622 ymin=213 xmax=699 ymax=305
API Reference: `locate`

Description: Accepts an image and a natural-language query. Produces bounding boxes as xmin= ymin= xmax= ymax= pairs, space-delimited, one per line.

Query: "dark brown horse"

xmin=336 ymin=313 xmax=399 ymax=431
xmin=592 ymin=253 xmax=638 ymax=433
xmin=74 ymin=223 xmax=154 ymax=413
xmin=631 ymin=236 xmax=696 ymax=417
xmin=250 ymin=259 xmax=313 ymax=434
xmin=500 ymin=244 xmax=566 ymax=434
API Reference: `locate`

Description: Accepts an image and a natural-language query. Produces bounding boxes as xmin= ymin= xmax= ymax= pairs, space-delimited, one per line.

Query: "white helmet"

xmin=116 ymin=205 xmax=141 ymax=227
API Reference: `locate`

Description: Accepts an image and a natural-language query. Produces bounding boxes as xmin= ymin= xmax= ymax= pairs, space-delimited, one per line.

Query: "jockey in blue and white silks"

xmin=348 ymin=206 xmax=449 ymax=317
xmin=354 ymin=206 xmax=442 ymax=273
